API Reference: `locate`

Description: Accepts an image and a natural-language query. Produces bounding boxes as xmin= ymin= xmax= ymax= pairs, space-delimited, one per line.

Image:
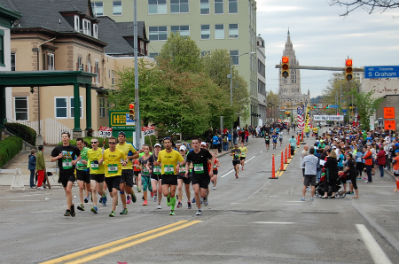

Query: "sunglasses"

xmin=109 ymin=142 xmax=116 ymax=145
xmin=91 ymin=142 xmax=98 ymax=144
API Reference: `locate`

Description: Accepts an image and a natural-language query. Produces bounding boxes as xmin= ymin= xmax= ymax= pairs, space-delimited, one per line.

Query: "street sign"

xmin=142 ymin=126 xmax=155 ymax=136
xmin=109 ymin=111 xmax=135 ymax=130
xmin=99 ymin=126 xmax=112 ymax=137
xmin=384 ymin=120 xmax=396 ymax=130
xmin=314 ymin=115 xmax=344 ymax=121
xmin=328 ymin=105 xmax=338 ymax=109
xmin=364 ymin=66 xmax=399 ymax=79
xmin=383 ymin=107 xmax=395 ymax=119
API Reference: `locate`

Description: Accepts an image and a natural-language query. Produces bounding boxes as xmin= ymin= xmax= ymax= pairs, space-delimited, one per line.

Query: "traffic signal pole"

xmin=133 ymin=0 xmax=141 ymax=149
xmin=275 ymin=65 xmax=363 ymax=72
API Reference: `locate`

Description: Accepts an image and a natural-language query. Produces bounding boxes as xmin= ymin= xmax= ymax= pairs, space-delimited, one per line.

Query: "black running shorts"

xmin=59 ymin=173 xmax=76 ymax=188
xmin=177 ymin=174 xmax=191 ymax=184
xmin=192 ymin=175 xmax=210 ymax=189
xmin=161 ymin=174 xmax=177 ymax=185
xmin=76 ymin=170 xmax=90 ymax=184
xmin=105 ymin=176 xmax=121 ymax=193
xmin=232 ymin=160 xmax=240 ymax=166
xmin=303 ymin=175 xmax=316 ymax=187
xmin=121 ymin=169 xmax=134 ymax=187
xmin=90 ymin=174 xmax=105 ymax=183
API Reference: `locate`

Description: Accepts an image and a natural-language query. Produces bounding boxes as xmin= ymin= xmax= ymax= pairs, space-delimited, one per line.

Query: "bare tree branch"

xmin=329 ymin=0 xmax=399 ymax=16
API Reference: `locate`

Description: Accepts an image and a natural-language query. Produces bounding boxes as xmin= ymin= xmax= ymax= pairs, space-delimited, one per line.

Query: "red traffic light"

xmin=129 ymin=103 xmax=134 ymax=109
xmin=345 ymin=59 xmax=352 ymax=67
xmin=282 ymin=56 xmax=289 ymax=64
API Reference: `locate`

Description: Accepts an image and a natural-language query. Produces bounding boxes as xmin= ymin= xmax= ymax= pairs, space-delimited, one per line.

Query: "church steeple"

xmin=285 ymin=29 xmax=293 ymax=50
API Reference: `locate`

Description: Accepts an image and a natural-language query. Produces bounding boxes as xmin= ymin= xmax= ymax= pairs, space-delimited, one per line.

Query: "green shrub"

xmin=5 ymin=123 xmax=36 ymax=145
xmin=0 ymin=136 xmax=23 ymax=167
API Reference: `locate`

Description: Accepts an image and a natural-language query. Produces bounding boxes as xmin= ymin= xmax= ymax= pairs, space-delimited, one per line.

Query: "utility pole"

xmin=133 ymin=0 xmax=140 ymax=149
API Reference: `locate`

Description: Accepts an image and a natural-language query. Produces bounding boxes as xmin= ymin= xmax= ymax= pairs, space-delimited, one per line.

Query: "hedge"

xmin=0 ymin=136 xmax=23 ymax=168
xmin=5 ymin=123 xmax=36 ymax=145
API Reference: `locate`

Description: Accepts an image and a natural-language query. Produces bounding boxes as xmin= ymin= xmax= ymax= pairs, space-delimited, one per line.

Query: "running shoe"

xmin=169 ymin=210 xmax=175 ymax=216
xmin=120 ymin=208 xmax=128 ymax=215
xmin=142 ymin=200 xmax=148 ymax=206
xmin=102 ymin=195 xmax=107 ymax=206
xmin=64 ymin=209 xmax=71 ymax=216
xmin=84 ymin=196 xmax=89 ymax=203
xmin=157 ymin=204 xmax=162 ymax=209
xmin=187 ymin=202 xmax=192 ymax=209
xmin=99 ymin=197 xmax=103 ymax=204
xmin=91 ymin=207 xmax=98 ymax=214
xmin=177 ymin=201 xmax=182 ymax=208
xmin=70 ymin=204 xmax=76 ymax=217
xmin=77 ymin=204 xmax=85 ymax=211
xmin=203 ymin=197 xmax=208 ymax=207
xmin=109 ymin=211 xmax=116 ymax=217
xmin=192 ymin=197 xmax=196 ymax=204
xmin=300 ymin=197 xmax=306 ymax=201
xmin=195 ymin=210 xmax=202 ymax=216
xmin=126 ymin=194 xmax=131 ymax=205
xmin=131 ymin=193 xmax=137 ymax=203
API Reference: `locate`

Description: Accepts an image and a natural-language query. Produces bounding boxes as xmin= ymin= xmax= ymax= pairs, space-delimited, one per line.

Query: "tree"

xmin=350 ymin=89 xmax=383 ymax=130
xmin=330 ymin=0 xmax=398 ymax=16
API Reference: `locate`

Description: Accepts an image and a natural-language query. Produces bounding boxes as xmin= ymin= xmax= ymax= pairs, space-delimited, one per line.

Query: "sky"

xmin=256 ymin=0 xmax=399 ymax=98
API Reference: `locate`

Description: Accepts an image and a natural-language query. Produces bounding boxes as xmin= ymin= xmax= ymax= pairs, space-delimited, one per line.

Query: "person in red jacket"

xmin=376 ymin=146 xmax=386 ymax=178
xmin=363 ymin=145 xmax=373 ymax=183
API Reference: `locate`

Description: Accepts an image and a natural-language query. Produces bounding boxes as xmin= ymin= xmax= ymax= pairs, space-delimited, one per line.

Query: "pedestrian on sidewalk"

xmin=28 ymin=149 xmax=36 ymax=188
xmin=36 ymin=145 xmax=46 ymax=189
xmin=300 ymin=147 xmax=319 ymax=201
xmin=376 ymin=146 xmax=386 ymax=178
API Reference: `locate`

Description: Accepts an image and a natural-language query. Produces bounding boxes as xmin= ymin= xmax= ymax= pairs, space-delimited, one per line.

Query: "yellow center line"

xmin=65 ymin=220 xmax=202 ymax=264
xmin=40 ymin=220 xmax=188 ymax=264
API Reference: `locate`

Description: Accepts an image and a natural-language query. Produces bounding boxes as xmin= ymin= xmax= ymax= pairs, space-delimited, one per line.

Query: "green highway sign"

xmin=109 ymin=111 xmax=135 ymax=131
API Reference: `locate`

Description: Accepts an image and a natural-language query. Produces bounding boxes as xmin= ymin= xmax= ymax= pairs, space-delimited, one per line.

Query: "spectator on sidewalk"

xmin=36 ymin=145 xmax=46 ymax=189
xmin=28 ymin=149 xmax=36 ymax=188
xmin=300 ymin=147 xmax=319 ymax=201
xmin=376 ymin=146 xmax=386 ymax=178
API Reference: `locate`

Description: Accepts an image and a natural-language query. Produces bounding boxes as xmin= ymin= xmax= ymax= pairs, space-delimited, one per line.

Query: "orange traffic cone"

xmin=396 ymin=178 xmax=399 ymax=192
xmin=269 ymin=154 xmax=277 ymax=179
xmin=288 ymin=144 xmax=292 ymax=159
xmin=280 ymin=151 xmax=285 ymax=171
xmin=296 ymin=135 xmax=300 ymax=147
xmin=284 ymin=147 xmax=288 ymax=164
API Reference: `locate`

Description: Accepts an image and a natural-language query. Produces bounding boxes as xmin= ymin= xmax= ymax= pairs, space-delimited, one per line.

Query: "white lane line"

xmin=356 ymin=224 xmax=392 ymax=264
xmin=253 ymin=221 xmax=295 ymax=225
xmin=221 ymin=156 xmax=256 ymax=178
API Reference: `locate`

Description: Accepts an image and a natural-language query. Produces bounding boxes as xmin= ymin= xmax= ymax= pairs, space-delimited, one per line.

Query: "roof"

xmin=97 ymin=16 xmax=147 ymax=55
xmin=0 ymin=0 xmax=93 ymax=33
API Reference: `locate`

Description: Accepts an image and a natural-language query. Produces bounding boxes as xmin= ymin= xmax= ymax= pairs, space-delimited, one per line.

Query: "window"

xmin=70 ymin=97 xmax=83 ymax=118
xmin=148 ymin=0 xmax=167 ymax=14
xmin=74 ymin=15 xmax=80 ymax=32
xmin=229 ymin=24 xmax=238 ymax=38
xmin=0 ymin=30 xmax=4 ymax=65
xmin=258 ymin=59 xmax=265 ymax=77
xmin=171 ymin=0 xmax=188 ymax=13
xmin=95 ymin=61 xmax=100 ymax=84
xmin=200 ymin=0 xmax=209 ymax=14
xmin=93 ymin=24 xmax=98 ymax=38
xmin=258 ymin=79 xmax=265 ymax=95
xmin=111 ymin=71 xmax=115 ymax=85
xmin=230 ymin=50 xmax=238 ymax=65
xmin=87 ymin=58 xmax=91 ymax=73
xmin=200 ymin=25 xmax=210 ymax=39
xmin=229 ymin=0 xmax=237 ymax=13
xmin=113 ymin=1 xmax=122 ymax=15
xmin=15 ymin=97 xmax=28 ymax=121
xmin=11 ymin=52 xmax=15 ymax=71
xmin=149 ymin=26 xmax=167 ymax=41
xmin=55 ymin=97 xmax=68 ymax=118
xmin=47 ymin=53 xmax=55 ymax=70
xmin=82 ymin=19 xmax=91 ymax=35
xmin=215 ymin=0 xmax=223 ymax=14
xmin=171 ymin=25 xmax=189 ymax=36
xmin=93 ymin=1 xmax=103 ymax=16
xmin=99 ymin=97 xmax=106 ymax=118
xmin=77 ymin=56 xmax=83 ymax=71
xmin=215 ymin=24 xmax=224 ymax=39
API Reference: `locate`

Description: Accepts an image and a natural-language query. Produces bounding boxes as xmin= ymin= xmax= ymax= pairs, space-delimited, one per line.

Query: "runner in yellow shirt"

xmin=155 ymin=137 xmax=184 ymax=215
xmin=101 ymin=137 xmax=127 ymax=217
xmin=239 ymin=141 xmax=248 ymax=171
xmin=87 ymin=138 xmax=107 ymax=214
xmin=116 ymin=132 xmax=139 ymax=214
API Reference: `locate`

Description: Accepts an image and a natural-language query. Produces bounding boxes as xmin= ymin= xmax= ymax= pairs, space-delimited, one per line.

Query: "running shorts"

xmin=177 ymin=174 xmax=191 ymax=184
xmin=133 ymin=171 xmax=140 ymax=177
xmin=121 ymin=169 xmax=134 ymax=187
xmin=192 ymin=175 xmax=210 ymax=189
xmin=161 ymin=174 xmax=177 ymax=185
xmin=151 ymin=174 xmax=161 ymax=181
xmin=232 ymin=160 xmax=240 ymax=166
xmin=240 ymin=157 xmax=246 ymax=161
xmin=141 ymin=175 xmax=152 ymax=192
xmin=265 ymin=140 xmax=270 ymax=145
xmin=213 ymin=169 xmax=218 ymax=175
xmin=90 ymin=174 xmax=105 ymax=183
xmin=76 ymin=170 xmax=90 ymax=184
xmin=105 ymin=176 xmax=121 ymax=192
xmin=59 ymin=173 xmax=76 ymax=188
xmin=303 ymin=175 xmax=316 ymax=187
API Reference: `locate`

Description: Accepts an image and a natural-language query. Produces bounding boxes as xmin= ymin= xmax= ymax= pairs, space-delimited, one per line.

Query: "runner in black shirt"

xmin=231 ymin=144 xmax=241 ymax=179
xmin=50 ymin=132 xmax=80 ymax=217
xmin=186 ymin=138 xmax=214 ymax=216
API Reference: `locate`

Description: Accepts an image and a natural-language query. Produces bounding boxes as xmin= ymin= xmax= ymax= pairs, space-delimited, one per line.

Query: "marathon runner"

xmin=50 ymin=131 xmax=81 ymax=217
xmin=75 ymin=138 xmax=91 ymax=212
xmin=138 ymin=144 xmax=153 ymax=206
xmin=231 ymin=143 xmax=241 ymax=179
xmin=239 ymin=141 xmax=247 ymax=171
xmin=177 ymin=145 xmax=191 ymax=209
xmin=211 ymin=149 xmax=220 ymax=190
xmin=265 ymin=133 xmax=270 ymax=151
xmin=272 ymin=132 xmax=278 ymax=150
xmin=150 ymin=143 xmax=163 ymax=209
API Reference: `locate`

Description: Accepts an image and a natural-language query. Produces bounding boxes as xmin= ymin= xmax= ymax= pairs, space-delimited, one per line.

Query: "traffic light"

xmin=313 ymin=104 xmax=317 ymax=109
xmin=345 ymin=58 xmax=353 ymax=81
xmin=281 ymin=56 xmax=289 ymax=78
xmin=129 ymin=103 xmax=135 ymax=120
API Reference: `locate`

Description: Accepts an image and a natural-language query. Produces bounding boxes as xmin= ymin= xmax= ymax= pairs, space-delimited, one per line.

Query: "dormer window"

xmin=82 ymin=19 xmax=91 ymax=35
xmin=74 ymin=15 xmax=80 ymax=32
xmin=93 ymin=24 xmax=98 ymax=38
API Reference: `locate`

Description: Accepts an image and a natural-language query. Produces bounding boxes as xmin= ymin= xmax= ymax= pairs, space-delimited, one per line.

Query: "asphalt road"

xmin=0 ymin=133 xmax=398 ymax=264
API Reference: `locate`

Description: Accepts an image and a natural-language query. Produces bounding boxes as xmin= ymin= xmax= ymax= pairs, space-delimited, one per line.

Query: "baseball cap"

xmin=154 ymin=143 xmax=161 ymax=148
xmin=201 ymin=142 xmax=207 ymax=146
xmin=179 ymin=145 xmax=186 ymax=151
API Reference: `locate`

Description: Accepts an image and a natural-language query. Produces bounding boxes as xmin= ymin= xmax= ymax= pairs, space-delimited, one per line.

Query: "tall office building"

xmin=91 ymin=0 xmax=260 ymax=127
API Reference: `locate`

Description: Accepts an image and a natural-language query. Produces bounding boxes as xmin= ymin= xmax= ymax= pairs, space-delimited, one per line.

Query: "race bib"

xmin=153 ymin=166 xmax=161 ymax=175
xmin=76 ymin=160 xmax=86 ymax=169
xmin=179 ymin=166 xmax=186 ymax=174
xmin=90 ymin=162 xmax=99 ymax=170
xmin=164 ymin=165 xmax=174 ymax=175
xmin=142 ymin=167 xmax=150 ymax=175
xmin=108 ymin=164 xmax=118 ymax=174
xmin=62 ymin=159 xmax=73 ymax=170
xmin=193 ymin=164 xmax=204 ymax=174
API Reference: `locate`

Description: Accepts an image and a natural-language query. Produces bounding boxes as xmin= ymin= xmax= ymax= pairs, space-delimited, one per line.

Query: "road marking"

xmin=221 ymin=156 xmax=255 ymax=178
xmin=64 ymin=220 xmax=201 ymax=264
xmin=355 ymin=224 xmax=392 ymax=264
xmin=253 ymin=221 xmax=295 ymax=225
xmin=40 ymin=220 xmax=194 ymax=264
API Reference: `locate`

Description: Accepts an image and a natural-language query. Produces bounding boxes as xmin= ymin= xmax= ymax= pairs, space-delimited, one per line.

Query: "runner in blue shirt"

xmin=272 ymin=132 xmax=278 ymax=150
